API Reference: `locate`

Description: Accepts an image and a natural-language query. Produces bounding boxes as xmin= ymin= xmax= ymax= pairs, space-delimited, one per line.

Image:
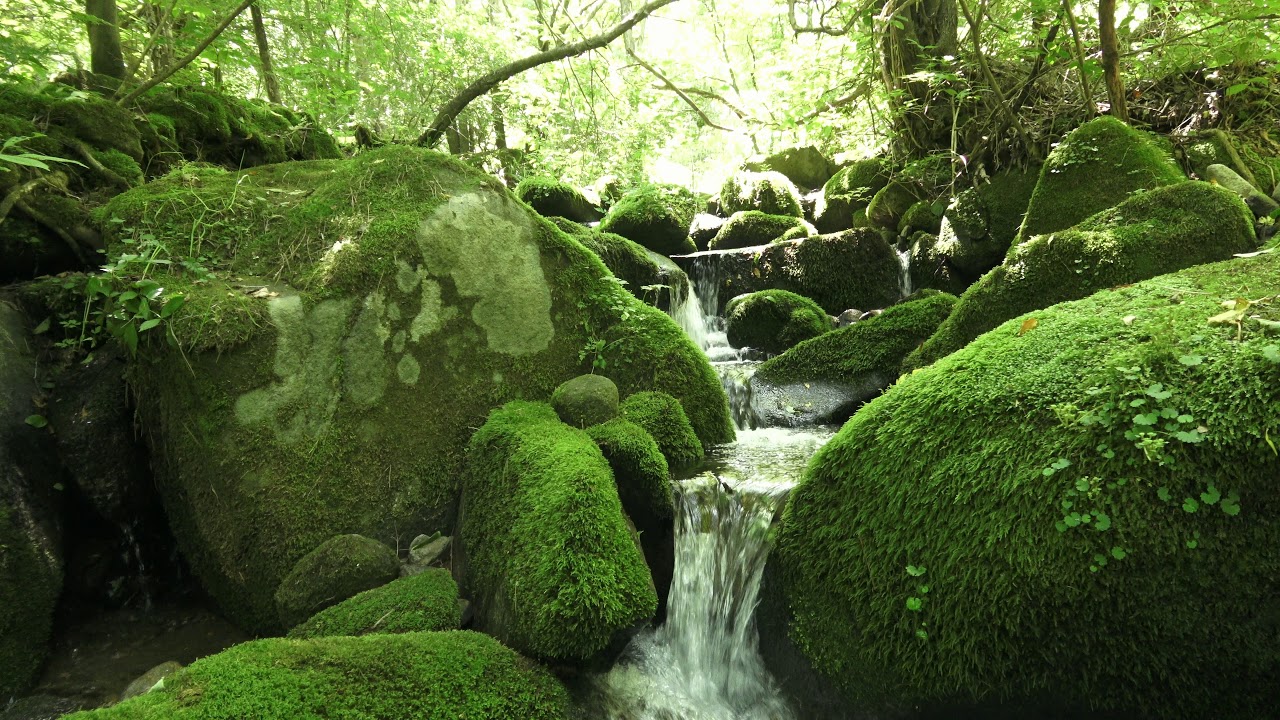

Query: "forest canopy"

xmin=1 ymin=0 xmax=1278 ymax=190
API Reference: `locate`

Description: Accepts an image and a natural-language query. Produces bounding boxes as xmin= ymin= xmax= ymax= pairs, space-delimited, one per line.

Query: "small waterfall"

xmin=590 ymin=457 xmax=809 ymax=719
xmin=896 ymin=248 xmax=913 ymax=298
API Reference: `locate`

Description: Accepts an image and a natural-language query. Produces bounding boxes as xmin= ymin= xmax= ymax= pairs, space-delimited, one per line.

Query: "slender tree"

xmin=85 ymin=0 xmax=126 ymax=80
xmin=250 ymin=2 xmax=283 ymax=103
xmin=1099 ymin=0 xmax=1127 ymax=121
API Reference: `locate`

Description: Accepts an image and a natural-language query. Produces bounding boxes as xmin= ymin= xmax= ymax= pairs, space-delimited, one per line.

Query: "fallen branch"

xmin=66 ymin=138 xmax=135 ymax=190
xmin=416 ymin=0 xmax=680 ymax=147
xmin=116 ymin=0 xmax=258 ymax=105
xmin=0 ymin=176 xmax=44 ymax=227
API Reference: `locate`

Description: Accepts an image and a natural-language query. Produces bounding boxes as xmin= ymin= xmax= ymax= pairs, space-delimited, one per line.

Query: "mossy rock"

xmin=744 ymin=146 xmax=837 ymax=190
xmin=897 ymin=200 xmax=941 ymax=237
xmin=763 ymin=230 xmax=902 ymax=314
xmin=709 ymin=211 xmax=811 ymax=250
xmin=91 ymin=148 xmax=144 ymax=187
xmin=63 ymin=631 xmax=570 ymax=719
xmin=102 ymin=146 xmax=732 ymax=632
xmin=0 ymin=302 xmax=63 ymax=698
xmin=720 ymin=171 xmax=804 ymax=218
xmin=515 ymin=176 xmax=602 ymax=224
xmin=461 ymin=401 xmax=657 ymax=662
xmin=138 ymin=87 xmax=341 ymax=170
xmin=689 ymin=213 xmax=726 ymax=251
xmin=288 ymin=568 xmax=460 ymax=639
xmin=1019 ymin=116 xmax=1185 ymax=241
xmin=275 ymin=533 xmax=400 ymax=629
xmin=906 ymin=181 xmax=1258 ymax=370
xmin=936 ymin=168 xmax=1040 ymax=278
xmin=619 ymin=391 xmax=703 ymax=471
xmin=774 ymin=251 xmax=1280 ymax=719
xmin=907 ymin=232 xmax=971 ymax=296
xmin=598 ymin=183 xmax=700 ymax=256
xmin=725 ymin=289 xmax=831 ymax=356
xmin=575 ymin=227 xmax=689 ymax=311
xmin=551 ymin=374 xmax=619 ymax=428
xmin=866 ymin=156 xmax=950 ymax=231
xmin=49 ymin=92 xmax=143 ymax=161
xmin=755 ymin=290 xmax=957 ymax=387
xmin=866 ymin=181 xmax=920 ymax=230
xmin=814 ymin=159 xmax=889 ymax=234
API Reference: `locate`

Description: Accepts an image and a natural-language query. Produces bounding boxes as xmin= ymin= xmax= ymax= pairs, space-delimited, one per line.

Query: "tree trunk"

xmin=417 ymin=0 xmax=679 ymax=147
xmin=1099 ymin=0 xmax=1127 ymax=121
xmin=878 ymin=0 xmax=958 ymax=155
xmin=250 ymin=2 xmax=283 ymax=103
xmin=85 ymin=0 xmax=126 ymax=80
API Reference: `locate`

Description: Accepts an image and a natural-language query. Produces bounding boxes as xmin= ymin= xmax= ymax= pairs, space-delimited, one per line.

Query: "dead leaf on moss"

xmin=1018 ymin=317 xmax=1038 ymax=336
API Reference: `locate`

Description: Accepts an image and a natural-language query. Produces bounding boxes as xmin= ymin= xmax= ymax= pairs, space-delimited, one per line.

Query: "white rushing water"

xmin=590 ymin=428 xmax=835 ymax=720
xmin=896 ymin=247 xmax=913 ymax=298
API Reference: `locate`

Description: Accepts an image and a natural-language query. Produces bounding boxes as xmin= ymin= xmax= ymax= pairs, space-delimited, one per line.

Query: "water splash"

xmin=896 ymin=248 xmax=913 ymax=298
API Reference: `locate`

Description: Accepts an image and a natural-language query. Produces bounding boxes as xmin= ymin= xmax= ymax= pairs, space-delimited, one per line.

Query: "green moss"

xmin=1019 ymin=116 xmax=1185 ymax=241
xmin=587 ymin=418 xmax=674 ymax=530
xmin=106 ymin=147 xmax=730 ymax=631
xmin=720 ymin=171 xmax=803 ymax=217
xmin=274 ymin=533 xmax=400 ymax=629
xmin=0 ymin=502 xmax=59 ymax=698
xmin=866 ymin=181 xmax=919 ymax=230
xmin=92 ymin=148 xmax=144 ymax=186
xmin=774 ymin=251 xmax=1280 ymax=718
xmin=462 ymin=401 xmax=657 ymax=660
xmin=551 ymin=374 xmax=619 ymax=428
xmin=578 ymin=230 xmax=681 ymax=308
xmin=814 ymin=159 xmax=889 ymax=233
xmin=724 ymin=289 xmax=831 ymax=355
xmin=709 ymin=210 xmax=809 ymax=250
xmin=935 ymin=168 xmax=1039 ymax=279
xmin=897 ymin=200 xmax=941 ymax=236
xmin=515 ymin=176 xmax=600 ymax=223
xmin=756 ymin=291 xmax=957 ymax=386
xmin=288 ymin=568 xmax=460 ymax=639
xmin=64 ymin=631 xmax=570 ymax=719
xmin=598 ymin=183 xmax=700 ymax=256
xmin=763 ymin=229 xmax=901 ymax=314
xmin=908 ymin=232 xmax=971 ymax=296
xmin=906 ymin=181 xmax=1258 ymax=371
xmin=49 ymin=92 xmax=144 ymax=161
xmin=619 ymin=391 xmax=704 ymax=471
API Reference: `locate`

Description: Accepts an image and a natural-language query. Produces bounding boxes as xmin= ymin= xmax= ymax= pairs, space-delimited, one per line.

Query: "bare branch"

xmin=417 ymin=0 xmax=680 ymax=147
xmin=628 ymin=50 xmax=734 ymax=131
xmin=116 ymin=0 xmax=257 ymax=105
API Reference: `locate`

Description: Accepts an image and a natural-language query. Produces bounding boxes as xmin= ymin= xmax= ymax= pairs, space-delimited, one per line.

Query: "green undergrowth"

xmin=775 ymin=252 xmax=1280 ymax=718
xmin=288 ymin=568 xmax=460 ymax=639
xmin=63 ymin=631 xmax=569 ymax=719
xmin=756 ymin=290 xmax=957 ymax=386
xmin=907 ymin=181 xmax=1258 ymax=370
xmin=462 ymin=401 xmax=656 ymax=661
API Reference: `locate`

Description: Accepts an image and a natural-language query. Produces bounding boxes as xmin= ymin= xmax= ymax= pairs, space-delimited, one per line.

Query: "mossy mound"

xmin=773 ymin=251 xmax=1280 ymax=719
xmin=755 ymin=291 xmax=957 ymax=387
xmin=137 ymin=87 xmax=341 ymax=172
xmin=288 ymin=568 xmax=460 ymax=639
xmin=907 ymin=232 xmax=971 ymax=296
xmin=574 ymin=227 xmax=689 ymax=310
xmin=619 ymin=391 xmax=703 ymax=471
xmin=744 ymin=146 xmax=837 ymax=190
xmin=1019 ymin=116 xmax=1185 ymax=241
xmin=906 ymin=181 xmax=1257 ymax=370
xmin=461 ymin=401 xmax=657 ymax=661
xmin=598 ymin=183 xmax=700 ymax=256
xmin=709 ymin=211 xmax=812 ymax=250
xmin=725 ymin=289 xmax=831 ymax=355
xmin=814 ymin=158 xmax=890 ymax=233
xmin=936 ymin=168 xmax=1040 ymax=278
xmin=866 ymin=156 xmax=950 ymax=230
xmin=551 ymin=374 xmax=619 ymax=428
xmin=64 ymin=631 xmax=569 ymax=719
xmin=720 ymin=171 xmax=804 ymax=217
xmin=102 ymin=146 xmax=731 ymax=632
xmin=586 ymin=418 xmax=673 ymax=530
xmin=274 ymin=534 xmax=400 ymax=629
xmin=515 ymin=176 xmax=602 ymax=224
xmin=762 ymin=230 xmax=902 ymax=315
xmin=897 ymin=201 xmax=941 ymax=237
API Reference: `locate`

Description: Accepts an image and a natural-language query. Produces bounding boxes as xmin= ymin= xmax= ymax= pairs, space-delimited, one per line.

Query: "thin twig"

xmin=629 ymin=49 xmax=734 ymax=131
xmin=117 ymin=0 xmax=258 ymax=105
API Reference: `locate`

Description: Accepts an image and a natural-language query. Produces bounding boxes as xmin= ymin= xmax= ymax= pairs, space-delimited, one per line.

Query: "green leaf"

xmin=160 ymin=294 xmax=186 ymax=318
xmin=1200 ymin=486 xmax=1221 ymax=505
xmin=1182 ymin=498 xmax=1199 ymax=513
xmin=915 ymin=628 xmax=928 ymax=640
xmin=1110 ymin=546 xmax=1127 ymax=560
xmin=1133 ymin=412 xmax=1159 ymax=426
xmin=32 ymin=317 xmax=51 ymax=334
xmin=24 ymin=415 xmax=48 ymax=428
xmin=906 ymin=565 xmax=927 ymax=577
xmin=1051 ymin=458 xmax=1071 ymax=470
xmin=1177 ymin=354 xmax=1203 ymax=366
xmin=1186 ymin=539 xmax=1198 ymax=549
xmin=1094 ymin=512 xmax=1111 ymax=531
xmin=138 ymin=318 xmax=162 ymax=332
xmin=0 ymin=154 xmax=51 ymax=170
xmin=906 ymin=597 xmax=923 ymax=611
xmin=1074 ymin=478 xmax=1090 ymax=492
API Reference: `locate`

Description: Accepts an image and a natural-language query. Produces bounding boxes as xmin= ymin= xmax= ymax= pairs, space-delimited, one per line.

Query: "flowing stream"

xmin=588 ymin=262 xmax=835 ymax=719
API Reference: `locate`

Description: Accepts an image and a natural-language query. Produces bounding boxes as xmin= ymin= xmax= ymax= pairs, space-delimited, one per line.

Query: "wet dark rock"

xmin=0 ymin=695 xmax=82 ymax=720
xmin=836 ymin=309 xmax=863 ymax=327
xmin=120 ymin=661 xmax=182 ymax=700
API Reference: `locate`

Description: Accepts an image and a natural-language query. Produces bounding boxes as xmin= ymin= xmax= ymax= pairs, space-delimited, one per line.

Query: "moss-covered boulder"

xmin=1019 ymin=116 xmax=1185 ymax=241
xmin=547 ymin=218 xmax=689 ymax=310
xmin=725 ymin=289 xmax=831 ymax=355
xmin=897 ymin=201 xmax=941 ymax=237
xmin=772 ymin=252 xmax=1280 ymax=719
xmin=689 ymin=213 xmax=726 ymax=251
xmin=744 ymin=146 xmax=838 ymax=190
xmin=756 ymin=290 xmax=957 ymax=388
xmin=935 ymin=168 xmax=1039 ymax=278
xmin=274 ymin=534 xmax=400 ymax=629
xmin=101 ymin=146 xmax=731 ymax=632
xmin=907 ymin=232 xmax=970 ymax=296
xmin=137 ymin=87 xmax=341 ymax=172
xmin=906 ymin=181 xmax=1258 ymax=370
xmin=619 ymin=391 xmax=704 ymax=471
xmin=764 ymin=230 xmax=902 ymax=315
xmin=288 ymin=568 xmax=460 ymax=639
xmin=598 ymin=183 xmax=700 ymax=256
xmin=460 ymin=402 xmax=657 ymax=662
xmin=0 ymin=302 xmax=63 ymax=698
xmin=515 ymin=176 xmax=602 ymax=224
xmin=587 ymin=418 xmax=675 ymax=616
xmin=720 ymin=171 xmax=804 ymax=218
xmin=64 ymin=631 xmax=570 ymax=719
xmin=709 ymin=211 xmax=812 ymax=250
xmin=866 ymin=156 xmax=950 ymax=231
xmin=814 ymin=158 xmax=890 ymax=233
xmin=551 ymin=374 xmax=619 ymax=428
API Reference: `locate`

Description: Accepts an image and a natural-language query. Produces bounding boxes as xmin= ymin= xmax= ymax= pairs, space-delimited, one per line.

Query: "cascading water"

xmin=584 ymin=253 xmax=837 ymax=719
xmin=896 ymin=247 xmax=913 ymax=298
